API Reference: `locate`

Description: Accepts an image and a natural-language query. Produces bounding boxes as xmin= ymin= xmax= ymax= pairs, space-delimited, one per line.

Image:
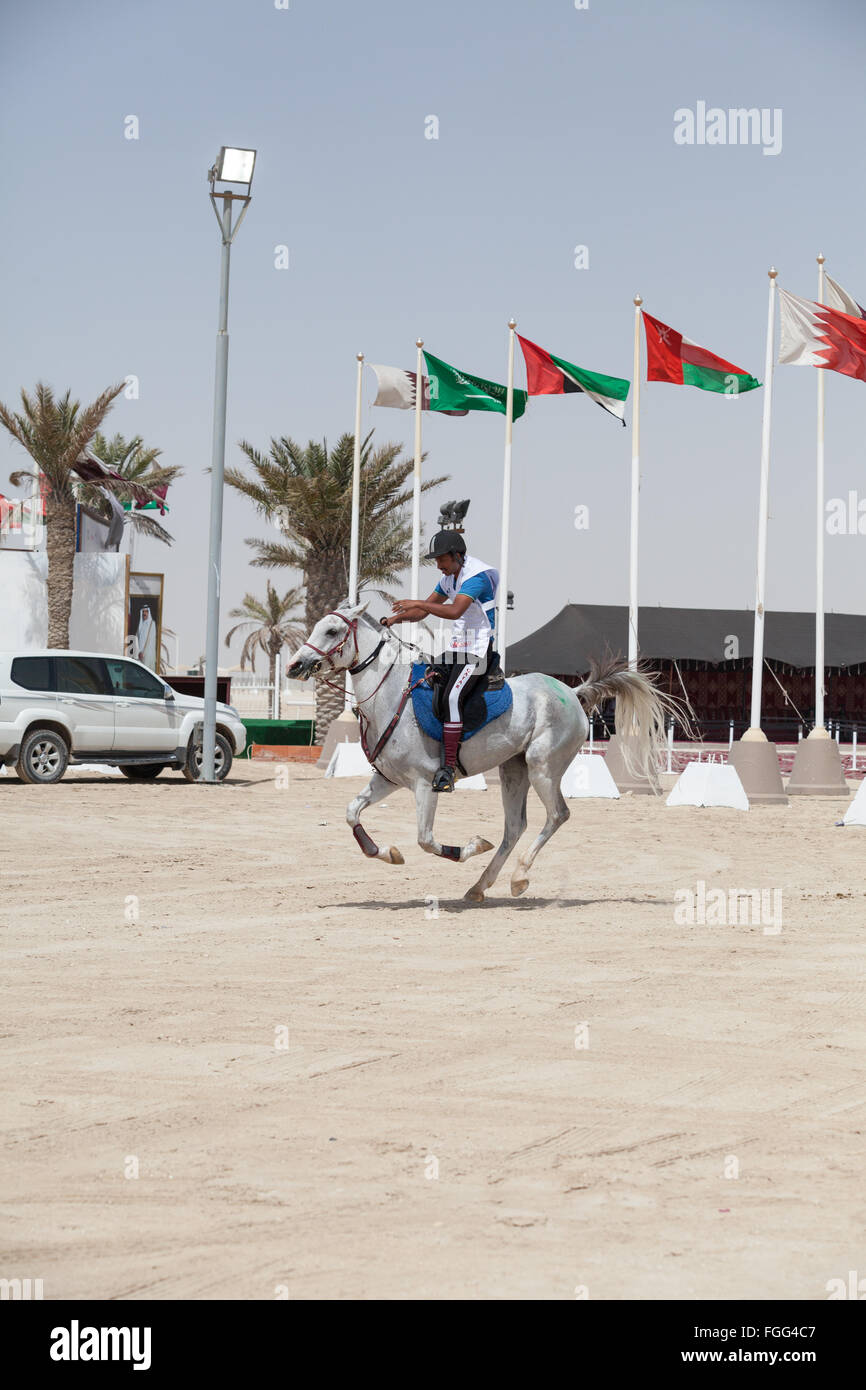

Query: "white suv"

xmin=0 ymin=651 xmax=246 ymax=784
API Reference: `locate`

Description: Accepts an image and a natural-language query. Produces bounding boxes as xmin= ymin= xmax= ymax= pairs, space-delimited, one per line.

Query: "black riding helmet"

xmin=426 ymin=529 xmax=466 ymax=559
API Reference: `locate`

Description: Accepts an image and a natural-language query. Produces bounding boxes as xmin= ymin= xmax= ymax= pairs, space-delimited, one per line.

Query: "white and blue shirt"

xmin=433 ymin=554 xmax=499 ymax=656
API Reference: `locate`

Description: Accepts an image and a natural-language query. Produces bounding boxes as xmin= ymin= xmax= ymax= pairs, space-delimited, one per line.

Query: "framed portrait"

xmin=126 ymin=572 xmax=164 ymax=672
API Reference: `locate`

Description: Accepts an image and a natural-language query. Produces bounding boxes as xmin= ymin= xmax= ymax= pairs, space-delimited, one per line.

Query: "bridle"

xmin=305 ymin=611 xmax=394 ymax=707
xmin=305 ymin=610 xmax=430 ymax=775
xmin=305 ymin=611 xmax=364 ymax=673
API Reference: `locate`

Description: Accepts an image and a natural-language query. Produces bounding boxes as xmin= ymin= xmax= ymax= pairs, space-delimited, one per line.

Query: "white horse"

xmin=287 ymin=601 xmax=673 ymax=904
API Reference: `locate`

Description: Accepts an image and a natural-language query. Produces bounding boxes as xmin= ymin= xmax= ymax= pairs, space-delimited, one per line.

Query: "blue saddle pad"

xmin=409 ymin=662 xmax=513 ymax=743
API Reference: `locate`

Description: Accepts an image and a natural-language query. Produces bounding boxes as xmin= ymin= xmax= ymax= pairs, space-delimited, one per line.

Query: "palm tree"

xmin=0 ymin=382 xmax=125 ymax=645
xmin=225 ymin=582 xmax=306 ymax=698
xmin=225 ymin=430 xmax=446 ymax=738
xmin=83 ymin=432 xmax=180 ymax=546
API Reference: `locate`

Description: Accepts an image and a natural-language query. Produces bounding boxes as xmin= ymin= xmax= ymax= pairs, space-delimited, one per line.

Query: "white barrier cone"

xmin=561 ymin=753 xmax=620 ymax=799
xmin=326 ymin=743 xmax=373 ymax=778
xmin=457 ymin=773 xmax=487 ymax=790
xmin=666 ymin=757 xmax=749 ymax=811
xmin=841 ymin=780 xmax=866 ymax=825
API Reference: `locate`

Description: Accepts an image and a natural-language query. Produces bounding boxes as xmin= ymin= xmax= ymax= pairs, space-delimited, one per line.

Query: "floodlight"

xmin=216 ymin=147 xmax=256 ymax=188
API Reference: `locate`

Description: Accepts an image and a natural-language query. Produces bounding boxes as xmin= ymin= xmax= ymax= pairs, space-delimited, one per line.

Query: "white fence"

xmin=228 ymin=671 xmax=316 ymax=721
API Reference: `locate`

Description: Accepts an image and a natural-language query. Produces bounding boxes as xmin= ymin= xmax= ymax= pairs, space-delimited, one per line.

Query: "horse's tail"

xmin=575 ymin=654 xmax=696 ymax=789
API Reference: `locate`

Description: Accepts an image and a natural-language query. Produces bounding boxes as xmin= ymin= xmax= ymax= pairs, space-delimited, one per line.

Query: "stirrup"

xmin=432 ymin=765 xmax=457 ymax=793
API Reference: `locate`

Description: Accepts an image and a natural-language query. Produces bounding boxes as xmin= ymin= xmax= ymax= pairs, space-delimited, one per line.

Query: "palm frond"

xmin=227 ymin=426 xmax=449 ymax=593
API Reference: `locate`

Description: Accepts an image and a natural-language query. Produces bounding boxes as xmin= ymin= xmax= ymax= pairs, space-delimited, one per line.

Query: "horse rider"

xmin=382 ymin=530 xmax=502 ymax=793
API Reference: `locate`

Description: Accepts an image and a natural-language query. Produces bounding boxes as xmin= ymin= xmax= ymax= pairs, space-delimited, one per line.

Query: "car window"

xmin=10 ymin=656 xmax=54 ymax=691
xmin=105 ymin=659 xmax=167 ymax=699
xmin=56 ymin=656 xmax=112 ymax=696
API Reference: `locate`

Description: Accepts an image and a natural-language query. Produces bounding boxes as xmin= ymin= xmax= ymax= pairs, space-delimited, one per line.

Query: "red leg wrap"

xmin=352 ymin=824 xmax=379 ymax=858
xmin=442 ymin=721 xmax=463 ymax=768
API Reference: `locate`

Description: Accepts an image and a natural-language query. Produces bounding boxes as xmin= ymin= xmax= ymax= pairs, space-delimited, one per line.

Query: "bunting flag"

xmin=367 ymin=363 xmax=468 ymax=415
xmin=642 ymin=311 xmax=761 ymax=395
xmin=422 ymin=350 xmax=527 ymax=419
xmin=778 ymin=289 xmax=866 ymax=382
xmin=73 ymin=451 xmax=169 ymax=513
xmin=517 ymin=334 xmax=629 ymax=424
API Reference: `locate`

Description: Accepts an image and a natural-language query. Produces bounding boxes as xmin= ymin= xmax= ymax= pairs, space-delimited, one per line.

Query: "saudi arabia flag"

xmin=423 ymin=350 xmax=527 ymax=419
xmin=642 ymin=311 xmax=760 ymax=395
xmin=517 ymin=334 xmax=630 ymax=424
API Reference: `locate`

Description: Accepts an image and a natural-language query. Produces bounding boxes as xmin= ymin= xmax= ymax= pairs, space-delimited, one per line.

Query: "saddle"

xmin=427 ymin=667 xmax=489 ymax=733
xmin=411 ymin=654 xmax=512 ymax=743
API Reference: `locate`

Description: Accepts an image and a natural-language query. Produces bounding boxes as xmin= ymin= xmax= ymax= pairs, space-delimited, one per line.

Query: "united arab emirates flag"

xmin=517 ymin=334 xmax=630 ymax=424
xmin=642 ymin=311 xmax=760 ymax=395
xmin=423 ymin=350 xmax=527 ymax=419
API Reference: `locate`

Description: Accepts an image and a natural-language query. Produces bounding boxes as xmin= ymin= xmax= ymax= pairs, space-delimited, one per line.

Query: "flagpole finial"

xmin=416 ymin=337 xmax=423 ymax=348
xmin=633 ymin=294 xmax=643 ymax=307
xmin=356 ymin=352 xmax=364 ymax=361
xmin=768 ymin=267 xmax=778 ymax=279
xmin=817 ymin=252 xmax=825 ymax=264
xmin=508 ymin=318 xmax=517 ymax=330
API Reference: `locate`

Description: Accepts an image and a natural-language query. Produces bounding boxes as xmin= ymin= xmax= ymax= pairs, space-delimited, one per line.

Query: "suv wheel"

xmin=120 ymin=764 xmax=168 ymax=780
xmin=15 ymin=728 xmax=70 ymax=784
xmin=182 ymin=732 xmax=233 ymax=782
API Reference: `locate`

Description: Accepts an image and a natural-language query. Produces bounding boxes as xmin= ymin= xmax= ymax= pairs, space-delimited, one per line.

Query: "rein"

xmin=311 ymin=612 xmax=429 ymax=775
xmin=359 ymin=668 xmax=428 ymax=769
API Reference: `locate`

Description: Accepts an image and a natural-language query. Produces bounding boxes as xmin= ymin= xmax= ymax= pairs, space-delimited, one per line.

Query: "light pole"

xmin=202 ymin=146 xmax=256 ymax=782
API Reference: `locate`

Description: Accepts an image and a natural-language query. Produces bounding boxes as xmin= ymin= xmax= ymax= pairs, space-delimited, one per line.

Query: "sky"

xmin=2 ymin=0 xmax=866 ymax=667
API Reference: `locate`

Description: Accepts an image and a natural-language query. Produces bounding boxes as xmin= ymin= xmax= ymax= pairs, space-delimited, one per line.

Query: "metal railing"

xmin=228 ymin=673 xmax=315 ymax=721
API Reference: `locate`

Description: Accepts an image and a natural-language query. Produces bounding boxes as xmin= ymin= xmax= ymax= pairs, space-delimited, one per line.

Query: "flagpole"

xmin=815 ymin=253 xmax=826 ymax=731
xmin=727 ymin=267 xmax=787 ymax=803
xmin=786 ymin=259 xmax=847 ymax=795
xmin=348 ymin=352 xmax=364 ymax=602
xmin=346 ymin=351 xmax=364 ymax=706
xmin=411 ymin=338 xmax=424 ymax=601
xmin=748 ymin=268 xmax=778 ymax=731
xmin=497 ymin=319 xmax=517 ymax=670
xmin=629 ymin=294 xmax=643 ymax=669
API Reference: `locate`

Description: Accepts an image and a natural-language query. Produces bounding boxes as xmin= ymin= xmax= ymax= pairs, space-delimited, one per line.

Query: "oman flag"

xmin=517 ymin=334 xmax=630 ymax=424
xmin=642 ymin=311 xmax=761 ymax=395
xmin=778 ymin=288 xmax=866 ymax=382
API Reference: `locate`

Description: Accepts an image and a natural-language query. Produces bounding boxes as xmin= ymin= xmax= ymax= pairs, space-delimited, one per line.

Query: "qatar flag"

xmin=368 ymin=363 xmax=468 ymax=416
xmin=778 ymin=288 xmax=866 ymax=383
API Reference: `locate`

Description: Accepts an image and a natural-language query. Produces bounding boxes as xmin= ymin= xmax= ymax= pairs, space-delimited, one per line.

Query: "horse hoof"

xmin=464 ymin=887 xmax=485 ymax=904
xmin=510 ymin=877 xmax=529 ymax=898
xmin=463 ymin=836 xmax=494 ymax=860
xmin=384 ymin=846 xmax=404 ymax=865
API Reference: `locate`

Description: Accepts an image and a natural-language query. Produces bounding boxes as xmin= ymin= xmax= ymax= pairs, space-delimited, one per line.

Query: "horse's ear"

xmin=342 ymin=599 xmax=370 ymax=619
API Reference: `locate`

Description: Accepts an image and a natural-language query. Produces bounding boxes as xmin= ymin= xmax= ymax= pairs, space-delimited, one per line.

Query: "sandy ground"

xmin=2 ymin=758 xmax=866 ymax=1302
